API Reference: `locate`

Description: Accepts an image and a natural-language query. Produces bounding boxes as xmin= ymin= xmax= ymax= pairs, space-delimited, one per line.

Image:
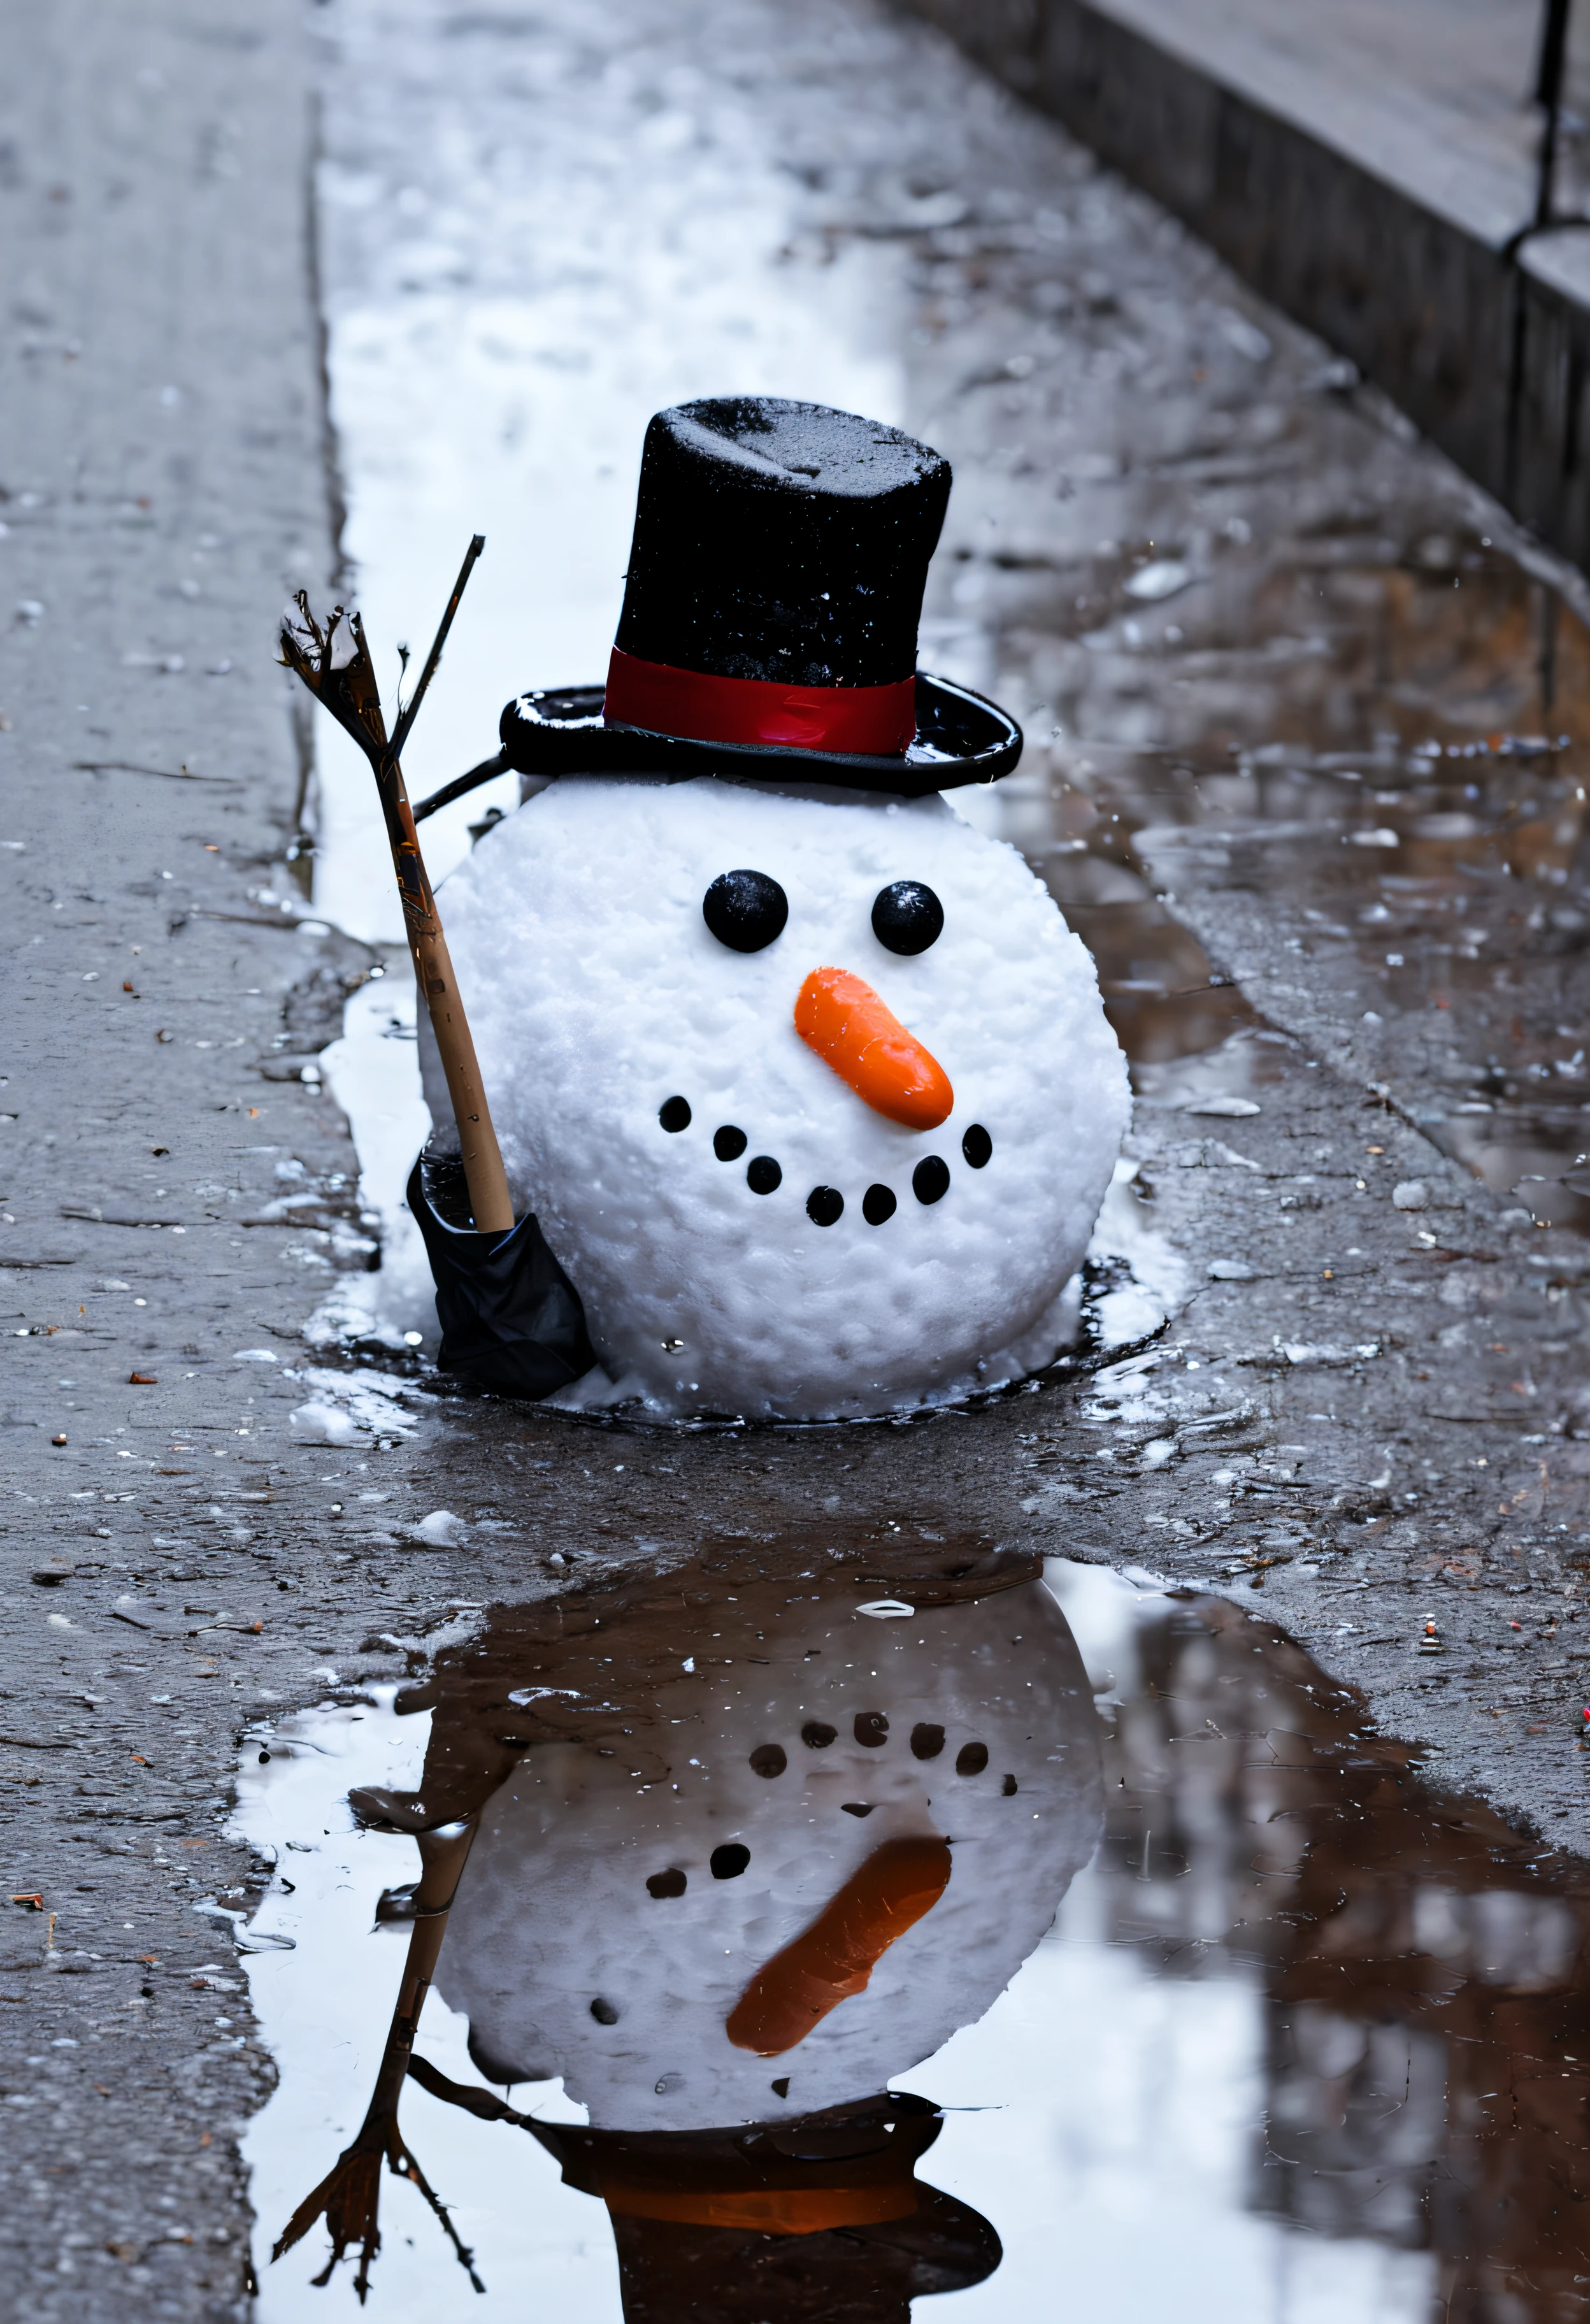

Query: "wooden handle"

xmin=375 ymin=750 xmax=515 ymax=1235
xmin=409 ymin=922 xmax=513 ymax=1232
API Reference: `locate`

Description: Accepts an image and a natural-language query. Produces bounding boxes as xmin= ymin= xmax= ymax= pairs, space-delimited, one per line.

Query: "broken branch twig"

xmin=279 ymin=561 xmax=513 ymax=1233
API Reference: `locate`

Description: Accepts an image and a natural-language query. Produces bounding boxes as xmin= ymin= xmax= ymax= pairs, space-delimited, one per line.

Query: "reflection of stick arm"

xmin=270 ymin=1817 xmax=483 ymax=2299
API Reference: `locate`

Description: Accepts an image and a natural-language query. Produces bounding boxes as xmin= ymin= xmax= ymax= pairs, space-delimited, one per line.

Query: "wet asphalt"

xmin=6 ymin=0 xmax=1590 ymax=2314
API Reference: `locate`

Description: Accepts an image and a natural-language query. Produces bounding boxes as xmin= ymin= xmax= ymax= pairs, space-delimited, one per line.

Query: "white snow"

xmin=286 ymin=1364 xmax=420 ymax=1445
xmin=426 ymin=774 xmax=1128 ymax=1417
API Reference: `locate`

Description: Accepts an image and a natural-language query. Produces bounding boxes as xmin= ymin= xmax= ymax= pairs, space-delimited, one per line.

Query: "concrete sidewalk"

xmin=0 ymin=4 xmax=347 ymax=2313
xmin=901 ymin=0 xmax=1590 ymax=575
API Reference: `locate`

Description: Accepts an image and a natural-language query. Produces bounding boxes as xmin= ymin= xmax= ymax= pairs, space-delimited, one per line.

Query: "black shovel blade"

xmin=406 ymin=1148 xmax=597 ymax=1400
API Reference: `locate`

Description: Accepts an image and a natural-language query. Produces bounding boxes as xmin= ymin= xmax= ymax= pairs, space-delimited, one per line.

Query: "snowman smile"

xmin=657 ymin=1093 xmax=994 ymax=1227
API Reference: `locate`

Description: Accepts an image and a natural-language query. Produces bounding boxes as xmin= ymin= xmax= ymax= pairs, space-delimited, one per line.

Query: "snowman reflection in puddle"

xmin=276 ymin=1547 xmax=1103 ymax=2317
xmin=415 ymin=396 xmax=1126 ymax=1419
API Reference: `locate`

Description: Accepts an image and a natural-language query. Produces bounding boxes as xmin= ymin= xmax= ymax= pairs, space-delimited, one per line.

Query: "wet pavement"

xmin=8 ymin=0 xmax=1590 ymax=2314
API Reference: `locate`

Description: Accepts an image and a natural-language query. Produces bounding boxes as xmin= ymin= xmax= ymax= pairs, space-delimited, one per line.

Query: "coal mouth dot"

xmin=749 ymin=1743 xmax=787 ymax=1777
xmin=647 ymin=1867 xmax=687 ymax=1898
xmin=862 ymin=1182 xmax=896 ymax=1225
xmin=841 ymin=1802 xmax=875 ymax=1817
xmin=713 ymin=1124 xmax=748 ymax=1161
xmin=801 ymin=1720 xmax=837 ymax=1749
xmin=961 ymin=1123 xmax=992 ymax=1168
xmin=955 ymin=1741 xmax=989 ymax=1777
xmin=710 ymin=1842 xmax=751 ymax=1880
xmin=912 ymin=1155 xmax=950 ymax=1205
xmin=747 ymin=1155 xmax=782 ymax=1194
xmin=806 ymin=1185 xmax=844 ymax=1227
xmin=658 ymin=1095 xmax=691 ymax=1133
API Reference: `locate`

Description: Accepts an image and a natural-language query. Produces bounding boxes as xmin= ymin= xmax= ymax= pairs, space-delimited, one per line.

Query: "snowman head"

xmin=422 ymin=399 xmax=1126 ymax=1417
xmin=438 ymin=778 xmax=1126 ymax=1417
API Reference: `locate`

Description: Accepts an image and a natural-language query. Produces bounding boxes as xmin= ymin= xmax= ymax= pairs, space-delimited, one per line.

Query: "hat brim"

xmin=496 ymin=671 xmax=1022 ymax=796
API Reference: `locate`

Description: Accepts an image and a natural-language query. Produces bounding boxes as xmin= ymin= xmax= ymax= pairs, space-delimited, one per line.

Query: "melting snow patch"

xmin=287 ymin=1366 xmax=420 ymax=1444
xmin=1084 ymin=1159 xmax=1187 ymax=1352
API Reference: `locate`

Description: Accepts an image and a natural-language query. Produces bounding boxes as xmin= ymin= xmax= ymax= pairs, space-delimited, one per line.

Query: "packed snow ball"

xmin=428 ymin=775 xmax=1128 ymax=1418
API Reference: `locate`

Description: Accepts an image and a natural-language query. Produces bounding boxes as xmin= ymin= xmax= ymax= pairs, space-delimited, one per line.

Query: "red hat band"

xmin=603 ymin=645 xmax=917 ymax=759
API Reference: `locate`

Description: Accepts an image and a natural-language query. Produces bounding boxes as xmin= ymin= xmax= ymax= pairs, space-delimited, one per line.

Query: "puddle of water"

xmin=311 ymin=977 xmax=434 ymax=1351
xmin=229 ymin=1544 xmax=1590 ymax=2318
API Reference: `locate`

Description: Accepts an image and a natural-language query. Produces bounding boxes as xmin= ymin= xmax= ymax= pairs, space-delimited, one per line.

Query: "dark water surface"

xmin=234 ymin=1544 xmax=1590 ymax=2321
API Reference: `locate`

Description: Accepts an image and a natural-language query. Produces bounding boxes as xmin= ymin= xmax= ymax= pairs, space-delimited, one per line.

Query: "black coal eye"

xmin=703 ymin=869 xmax=788 ymax=953
xmin=871 ymin=880 xmax=943 ymax=956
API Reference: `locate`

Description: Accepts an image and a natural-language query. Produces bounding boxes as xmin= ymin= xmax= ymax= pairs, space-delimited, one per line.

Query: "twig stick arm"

xmin=390 ymin=534 xmax=484 ymax=764
xmin=279 ymin=568 xmax=515 ymax=1236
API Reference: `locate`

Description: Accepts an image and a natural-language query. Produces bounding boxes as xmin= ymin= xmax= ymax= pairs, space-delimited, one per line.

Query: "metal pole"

xmin=1533 ymin=0 xmax=1573 ymax=226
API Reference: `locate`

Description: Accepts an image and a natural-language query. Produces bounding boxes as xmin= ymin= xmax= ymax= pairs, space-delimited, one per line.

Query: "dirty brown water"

xmin=217 ymin=0 xmax=1590 ymax=2316
xmin=234 ymin=1546 xmax=1590 ymax=2320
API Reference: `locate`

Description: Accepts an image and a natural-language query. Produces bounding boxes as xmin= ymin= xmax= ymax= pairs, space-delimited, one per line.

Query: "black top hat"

xmin=495 ymin=398 xmax=1021 ymax=798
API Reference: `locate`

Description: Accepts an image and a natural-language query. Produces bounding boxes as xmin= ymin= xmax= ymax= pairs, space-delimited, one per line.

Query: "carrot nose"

xmin=794 ymin=968 xmax=954 ymax=1131
xmin=726 ymin=1835 xmax=952 ymax=2056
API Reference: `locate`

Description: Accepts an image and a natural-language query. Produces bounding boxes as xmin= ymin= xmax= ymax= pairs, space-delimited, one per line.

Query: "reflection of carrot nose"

xmin=794 ymin=968 xmax=954 ymax=1131
xmin=726 ymin=1835 xmax=952 ymax=2056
